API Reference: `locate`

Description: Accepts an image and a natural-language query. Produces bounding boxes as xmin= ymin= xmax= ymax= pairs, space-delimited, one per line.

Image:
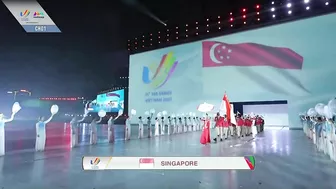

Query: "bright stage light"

xmin=243 ymin=15 xmax=246 ymax=18
xmin=304 ymin=0 xmax=309 ymax=3
xmin=186 ymin=29 xmax=188 ymax=31
xmin=326 ymin=2 xmax=329 ymax=5
xmin=219 ymin=27 xmax=221 ymax=29
xmin=243 ymin=8 xmax=246 ymax=12
xmin=230 ymin=12 xmax=233 ymax=15
xmin=186 ymin=24 xmax=188 ymax=26
xmin=271 ymin=1 xmax=275 ymax=4
xmin=271 ymin=7 xmax=275 ymax=11
xmin=257 ymin=18 xmax=260 ymax=21
xmin=230 ymin=18 xmax=233 ymax=21
xmin=206 ymin=24 xmax=209 ymax=27
xmin=218 ymin=21 xmax=221 ymax=24
xmin=256 ymin=5 xmax=260 ymax=8
xmin=288 ymin=10 xmax=292 ymax=14
xmin=196 ymin=27 xmax=198 ymax=29
xmin=257 ymin=12 xmax=260 ymax=15
xmin=287 ymin=3 xmax=292 ymax=8
xmin=207 ymin=30 xmax=209 ymax=32
xmin=196 ymin=22 xmax=198 ymax=24
xmin=186 ymin=35 xmax=188 ymax=37
xmin=207 ymin=18 xmax=209 ymax=21
xmin=230 ymin=24 xmax=233 ymax=27
xmin=272 ymin=14 xmax=276 ymax=18
xmin=218 ymin=16 xmax=221 ymax=18
xmin=196 ymin=33 xmax=198 ymax=35
xmin=244 ymin=22 xmax=246 ymax=24
xmin=306 ymin=6 xmax=310 ymax=10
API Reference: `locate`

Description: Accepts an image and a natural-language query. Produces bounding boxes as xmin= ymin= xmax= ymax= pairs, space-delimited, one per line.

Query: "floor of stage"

xmin=0 ymin=127 xmax=335 ymax=189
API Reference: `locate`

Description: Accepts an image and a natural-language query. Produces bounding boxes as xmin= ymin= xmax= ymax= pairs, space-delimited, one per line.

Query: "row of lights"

xmin=270 ymin=0 xmax=329 ymax=18
xmin=128 ymin=0 xmax=332 ymax=50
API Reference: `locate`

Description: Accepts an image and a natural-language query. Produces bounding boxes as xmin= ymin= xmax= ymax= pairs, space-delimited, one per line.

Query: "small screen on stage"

xmin=88 ymin=89 xmax=124 ymax=113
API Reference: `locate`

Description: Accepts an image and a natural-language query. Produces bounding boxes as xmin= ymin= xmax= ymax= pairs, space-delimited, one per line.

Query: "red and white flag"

xmin=202 ymin=41 xmax=310 ymax=98
xmin=139 ymin=158 xmax=155 ymax=169
xmin=220 ymin=94 xmax=236 ymax=125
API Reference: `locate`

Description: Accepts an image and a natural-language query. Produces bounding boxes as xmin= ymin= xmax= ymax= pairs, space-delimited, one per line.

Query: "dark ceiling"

xmin=0 ymin=0 xmax=270 ymax=51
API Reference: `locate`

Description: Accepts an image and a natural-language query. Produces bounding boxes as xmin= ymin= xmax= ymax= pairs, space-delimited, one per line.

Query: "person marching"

xmin=236 ymin=114 xmax=244 ymax=138
xmin=213 ymin=112 xmax=223 ymax=142
xmin=138 ymin=116 xmax=144 ymax=139
xmin=107 ymin=110 xmax=123 ymax=143
xmin=222 ymin=115 xmax=230 ymax=140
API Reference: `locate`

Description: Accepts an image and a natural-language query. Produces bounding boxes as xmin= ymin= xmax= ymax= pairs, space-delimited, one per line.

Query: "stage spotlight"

xmin=158 ymin=36 xmax=160 ymax=38
xmin=288 ymin=10 xmax=292 ymax=14
xmin=196 ymin=27 xmax=198 ymax=29
xmin=142 ymin=40 xmax=144 ymax=42
xmin=218 ymin=21 xmax=221 ymax=24
xmin=242 ymin=8 xmax=246 ymax=12
xmin=150 ymin=33 xmax=152 ymax=36
xmin=186 ymin=35 xmax=188 ymax=37
xmin=176 ymin=37 xmax=178 ymax=39
xmin=219 ymin=27 xmax=221 ymax=29
xmin=271 ymin=7 xmax=275 ymax=11
xmin=167 ymin=29 xmax=169 ymax=31
xmin=257 ymin=18 xmax=260 ymax=21
xmin=196 ymin=33 xmax=198 ymax=35
xmin=207 ymin=18 xmax=209 ymax=21
xmin=287 ymin=3 xmax=292 ymax=8
xmin=326 ymin=2 xmax=329 ymax=5
xmin=176 ymin=31 xmax=178 ymax=34
xmin=158 ymin=31 xmax=160 ymax=33
xmin=243 ymin=15 xmax=246 ymax=18
xmin=230 ymin=24 xmax=233 ymax=27
xmin=230 ymin=12 xmax=233 ymax=15
xmin=218 ymin=16 xmax=221 ymax=18
xmin=304 ymin=0 xmax=309 ymax=3
xmin=230 ymin=18 xmax=233 ymax=21
xmin=272 ymin=14 xmax=276 ymax=18
xmin=271 ymin=1 xmax=275 ymax=4
xmin=244 ymin=22 xmax=246 ymax=24
xmin=142 ymin=35 xmax=144 ymax=37
xmin=135 ymin=38 xmax=137 ymax=40
xmin=186 ymin=29 xmax=188 ymax=31
xmin=167 ymin=34 xmax=169 ymax=36
xmin=158 ymin=41 xmax=160 ymax=43
xmin=207 ymin=24 xmax=209 ymax=27
xmin=256 ymin=5 xmax=260 ymax=8
xmin=167 ymin=39 xmax=169 ymax=41
xmin=257 ymin=12 xmax=260 ymax=15
xmin=207 ymin=30 xmax=209 ymax=32
xmin=306 ymin=6 xmax=310 ymax=10
xmin=135 ymin=47 xmax=137 ymax=49
xmin=142 ymin=45 xmax=144 ymax=47
xmin=196 ymin=22 xmax=198 ymax=24
xmin=176 ymin=27 xmax=178 ymax=29
xmin=186 ymin=24 xmax=188 ymax=26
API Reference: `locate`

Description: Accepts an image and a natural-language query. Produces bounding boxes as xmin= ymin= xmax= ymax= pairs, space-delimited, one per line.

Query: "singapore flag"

xmin=201 ymin=41 xmax=310 ymax=101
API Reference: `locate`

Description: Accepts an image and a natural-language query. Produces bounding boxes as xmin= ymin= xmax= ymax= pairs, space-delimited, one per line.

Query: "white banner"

xmin=82 ymin=156 xmax=255 ymax=170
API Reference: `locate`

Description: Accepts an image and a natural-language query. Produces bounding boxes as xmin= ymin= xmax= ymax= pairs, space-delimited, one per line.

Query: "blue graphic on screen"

xmin=89 ymin=89 xmax=124 ymax=113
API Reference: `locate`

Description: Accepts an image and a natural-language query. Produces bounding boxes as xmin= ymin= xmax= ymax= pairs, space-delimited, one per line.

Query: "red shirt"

xmin=256 ymin=118 xmax=262 ymax=125
xmin=223 ymin=118 xmax=229 ymax=127
xmin=215 ymin=116 xmax=220 ymax=127
xmin=236 ymin=118 xmax=244 ymax=126
xmin=245 ymin=119 xmax=252 ymax=127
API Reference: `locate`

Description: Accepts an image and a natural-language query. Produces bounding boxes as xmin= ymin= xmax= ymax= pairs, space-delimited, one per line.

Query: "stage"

xmin=0 ymin=127 xmax=335 ymax=189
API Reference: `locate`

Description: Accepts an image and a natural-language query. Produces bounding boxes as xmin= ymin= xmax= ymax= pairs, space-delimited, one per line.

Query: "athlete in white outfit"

xmin=167 ymin=116 xmax=172 ymax=135
xmin=173 ymin=117 xmax=177 ymax=134
xmin=138 ymin=116 xmax=144 ymax=138
xmin=107 ymin=111 xmax=122 ymax=143
xmin=0 ymin=105 xmax=21 ymax=156
xmin=35 ymin=114 xmax=55 ymax=152
xmin=188 ymin=117 xmax=192 ymax=131
xmin=160 ymin=117 xmax=165 ymax=135
xmin=70 ymin=115 xmax=87 ymax=148
xmin=90 ymin=117 xmax=102 ymax=145
xmin=183 ymin=117 xmax=188 ymax=132
xmin=154 ymin=117 xmax=160 ymax=136
xmin=125 ymin=115 xmax=132 ymax=140
xmin=146 ymin=113 xmax=154 ymax=138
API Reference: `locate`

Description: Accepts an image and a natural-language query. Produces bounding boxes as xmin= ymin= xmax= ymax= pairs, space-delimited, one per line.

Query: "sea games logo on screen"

xmin=142 ymin=52 xmax=178 ymax=103
xmin=142 ymin=52 xmax=178 ymax=89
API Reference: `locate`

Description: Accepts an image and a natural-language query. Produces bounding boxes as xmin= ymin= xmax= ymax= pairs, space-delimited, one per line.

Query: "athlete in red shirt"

xmin=236 ymin=115 xmax=244 ymax=138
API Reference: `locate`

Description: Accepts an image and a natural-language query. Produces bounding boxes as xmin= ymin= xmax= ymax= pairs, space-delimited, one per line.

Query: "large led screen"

xmin=89 ymin=89 xmax=124 ymax=113
xmin=129 ymin=13 xmax=336 ymax=128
